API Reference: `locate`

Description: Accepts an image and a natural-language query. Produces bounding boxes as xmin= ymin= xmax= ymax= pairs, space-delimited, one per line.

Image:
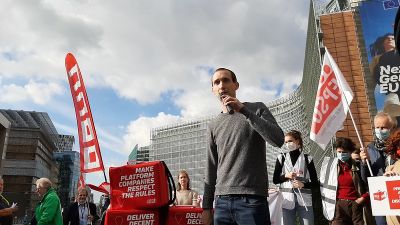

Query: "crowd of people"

xmin=0 ymin=68 xmax=399 ymax=225
xmin=199 ymin=68 xmax=400 ymax=225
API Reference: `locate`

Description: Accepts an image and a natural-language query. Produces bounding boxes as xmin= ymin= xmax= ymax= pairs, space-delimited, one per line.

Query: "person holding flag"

xmin=311 ymin=48 xmax=375 ymax=224
xmin=360 ymin=112 xmax=396 ymax=225
xmin=320 ymin=137 xmax=371 ymax=225
xmin=273 ymin=130 xmax=318 ymax=225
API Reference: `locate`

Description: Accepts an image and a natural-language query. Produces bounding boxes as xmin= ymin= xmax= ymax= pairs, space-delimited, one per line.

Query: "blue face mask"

xmin=337 ymin=152 xmax=350 ymax=162
xmin=375 ymin=128 xmax=390 ymax=140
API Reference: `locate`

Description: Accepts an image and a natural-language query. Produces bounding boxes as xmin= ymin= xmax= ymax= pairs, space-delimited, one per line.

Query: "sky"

xmin=0 ymin=0 xmax=309 ymax=200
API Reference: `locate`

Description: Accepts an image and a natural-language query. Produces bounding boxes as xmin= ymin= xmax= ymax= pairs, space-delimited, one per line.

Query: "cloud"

xmin=0 ymin=0 xmax=102 ymax=82
xmin=0 ymin=0 xmax=308 ymax=106
xmin=122 ymin=113 xmax=183 ymax=153
xmin=0 ymin=0 xmax=310 ymax=180
xmin=0 ymin=80 xmax=63 ymax=105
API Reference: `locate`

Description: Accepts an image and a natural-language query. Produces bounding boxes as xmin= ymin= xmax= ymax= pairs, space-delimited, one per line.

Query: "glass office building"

xmin=150 ymin=117 xmax=212 ymax=193
xmin=53 ymin=135 xmax=80 ymax=209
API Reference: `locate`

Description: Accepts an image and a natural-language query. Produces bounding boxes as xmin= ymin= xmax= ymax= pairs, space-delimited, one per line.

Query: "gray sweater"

xmin=203 ymin=102 xmax=284 ymax=209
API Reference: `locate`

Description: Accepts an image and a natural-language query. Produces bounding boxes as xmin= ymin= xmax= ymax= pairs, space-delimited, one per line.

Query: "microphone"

xmin=220 ymin=93 xmax=234 ymax=114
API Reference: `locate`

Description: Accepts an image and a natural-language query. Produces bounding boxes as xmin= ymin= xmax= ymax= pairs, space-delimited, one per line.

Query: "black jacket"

xmin=63 ymin=202 xmax=99 ymax=225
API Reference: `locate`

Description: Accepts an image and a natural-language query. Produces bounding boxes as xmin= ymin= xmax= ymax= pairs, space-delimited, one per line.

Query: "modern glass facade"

xmin=150 ymin=117 xmax=213 ymax=193
xmin=128 ymin=145 xmax=151 ymax=164
xmin=54 ymin=150 xmax=80 ymax=209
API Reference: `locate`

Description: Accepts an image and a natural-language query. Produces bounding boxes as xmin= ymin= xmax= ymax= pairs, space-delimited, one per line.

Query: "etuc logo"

xmin=373 ymin=190 xmax=386 ymax=201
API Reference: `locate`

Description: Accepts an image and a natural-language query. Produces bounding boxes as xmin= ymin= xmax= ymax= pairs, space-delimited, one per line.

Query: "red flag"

xmin=78 ymin=174 xmax=86 ymax=189
xmin=310 ymin=48 xmax=354 ymax=149
xmin=87 ymin=182 xmax=110 ymax=194
xmin=65 ymin=53 xmax=105 ymax=173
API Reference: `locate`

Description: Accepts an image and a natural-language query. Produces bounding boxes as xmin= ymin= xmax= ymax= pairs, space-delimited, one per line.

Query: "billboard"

xmin=359 ymin=0 xmax=400 ymax=125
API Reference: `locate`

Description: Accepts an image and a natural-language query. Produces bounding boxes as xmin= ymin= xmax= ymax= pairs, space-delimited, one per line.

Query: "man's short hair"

xmin=213 ymin=68 xmax=237 ymax=84
xmin=374 ymin=111 xmax=397 ymax=128
xmin=36 ymin=178 xmax=52 ymax=189
xmin=77 ymin=187 xmax=89 ymax=196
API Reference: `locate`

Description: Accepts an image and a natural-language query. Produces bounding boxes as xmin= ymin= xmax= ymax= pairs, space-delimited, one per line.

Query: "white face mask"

xmin=285 ymin=142 xmax=298 ymax=151
xmin=375 ymin=128 xmax=390 ymax=140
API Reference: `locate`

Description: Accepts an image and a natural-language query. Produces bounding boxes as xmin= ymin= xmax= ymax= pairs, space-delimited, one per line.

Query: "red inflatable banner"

xmin=87 ymin=182 xmax=110 ymax=194
xmin=65 ymin=53 xmax=105 ymax=173
xmin=167 ymin=206 xmax=203 ymax=225
xmin=105 ymin=209 xmax=159 ymax=225
xmin=109 ymin=161 xmax=175 ymax=209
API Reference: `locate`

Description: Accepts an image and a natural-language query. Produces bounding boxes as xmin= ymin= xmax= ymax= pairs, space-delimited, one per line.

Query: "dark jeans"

xmin=331 ymin=199 xmax=363 ymax=225
xmin=374 ymin=216 xmax=387 ymax=225
xmin=214 ymin=195 xmax=270 ymax=225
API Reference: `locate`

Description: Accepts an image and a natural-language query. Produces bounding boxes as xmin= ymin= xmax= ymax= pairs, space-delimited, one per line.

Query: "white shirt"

xmin=78 ymin=203 xmax=90 ymax=225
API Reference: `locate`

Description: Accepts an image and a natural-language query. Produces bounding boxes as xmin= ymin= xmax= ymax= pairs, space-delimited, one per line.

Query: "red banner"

xmin=78 ymin=174 xmax=86 ymax=189
xmin=87 ymin=182 xmax=110 ymax=194
xmin=65 ymin=53 xmax=105 ymax=173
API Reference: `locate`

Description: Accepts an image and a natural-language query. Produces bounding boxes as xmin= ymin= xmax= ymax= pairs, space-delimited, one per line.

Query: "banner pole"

xmin=103 ymin=170 xmax=108 ymax=183
xmin=345 ymin=108 xmax=374 ymax=176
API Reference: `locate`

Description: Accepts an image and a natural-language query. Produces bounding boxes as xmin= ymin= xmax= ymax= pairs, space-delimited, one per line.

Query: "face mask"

xmin=375 ymin=128 xmax=390 ymax=140
xmin=337 ymin=152 xmax=350 ymax=162
xmin=285 ymin=142 xmax=298 ymax=151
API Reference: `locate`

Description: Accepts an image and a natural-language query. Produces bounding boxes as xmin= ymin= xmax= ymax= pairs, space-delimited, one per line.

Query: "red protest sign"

xmin=109 ymin=161 xmax=175 ymax=209
xmin=167 ymin=206 xmax=203 ymax=225
xmin=386 ymin=180 xmax=400 ymax=209
xmin=105 ymin=209 xmax=159 ymax=225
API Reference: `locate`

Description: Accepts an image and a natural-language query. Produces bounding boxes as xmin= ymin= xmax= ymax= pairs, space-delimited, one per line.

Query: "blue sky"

xmin=0 ymin=0 xmax=309 ymax=198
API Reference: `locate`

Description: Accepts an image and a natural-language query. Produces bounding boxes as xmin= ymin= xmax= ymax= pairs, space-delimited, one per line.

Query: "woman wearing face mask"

xmin=383 ymin=128 xmax=400 ymax=225
xmin=273 ymin=130 xmax=318 ymax=225
xmin=320 ymin=137 xmax=371 ymax=225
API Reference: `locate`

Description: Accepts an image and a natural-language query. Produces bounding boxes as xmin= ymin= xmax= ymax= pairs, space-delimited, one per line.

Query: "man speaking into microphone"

xmin=202 ymin=68 xmax=284 ymax=225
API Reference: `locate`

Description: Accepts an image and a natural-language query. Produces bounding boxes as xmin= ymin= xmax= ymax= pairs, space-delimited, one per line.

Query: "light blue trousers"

xmin=282 ymin=195 xmax=314 ymax=225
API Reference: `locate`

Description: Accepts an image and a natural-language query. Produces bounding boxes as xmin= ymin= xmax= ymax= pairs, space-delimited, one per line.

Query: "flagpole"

xmin=325 ymin=48 xmax=373 ymax=176
xmin=103 ymin=170 xmax=108 ymax=183
xmin=278 ymin=149 xmax=309 ymax=211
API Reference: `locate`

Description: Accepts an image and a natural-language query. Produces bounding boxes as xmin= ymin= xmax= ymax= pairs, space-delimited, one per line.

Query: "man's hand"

xmin=383 ymin=170 xmax=398 ymax=176
xmin=88 ymin=215 xmax=94 ymax=222
xmin=221 ymin=95 xmax=244 ymax=112
xmin=202 ymin=209 xmax=213 ymax=225
xmin=360 ymin=147 xmax=370 ymax=162
xmin=10 ymin=203 xmax=18 ymax=213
